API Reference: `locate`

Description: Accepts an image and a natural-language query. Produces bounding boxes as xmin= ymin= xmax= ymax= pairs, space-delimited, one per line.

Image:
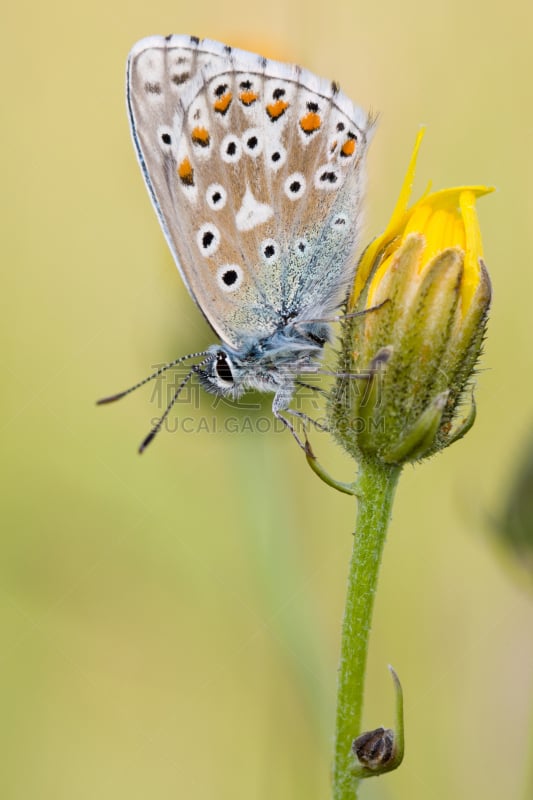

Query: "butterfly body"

xmin=198 ymin=318 xmax=329 ymax=405
xmin=101 ymin=35 xmax=372 ymax=448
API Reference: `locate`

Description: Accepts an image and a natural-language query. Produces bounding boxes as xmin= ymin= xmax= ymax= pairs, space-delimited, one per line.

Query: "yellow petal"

xmin=460 ymin=189 xmax=484 ymax=312
xmin=387 ymin=127 xmax=426 ymax=232
xmin=349 ymin=128 xmax=426 ymax=309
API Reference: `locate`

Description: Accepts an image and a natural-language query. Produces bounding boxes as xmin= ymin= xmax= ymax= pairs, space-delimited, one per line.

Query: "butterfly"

xmin=99 ymin=35 xmax=372 ymax=451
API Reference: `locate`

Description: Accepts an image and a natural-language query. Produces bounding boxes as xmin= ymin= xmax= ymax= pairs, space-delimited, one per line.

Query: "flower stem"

xmin=333 ymin=458 xmax=402 ymax=800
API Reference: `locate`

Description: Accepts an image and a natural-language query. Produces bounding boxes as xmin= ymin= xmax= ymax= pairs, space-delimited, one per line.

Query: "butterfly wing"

xmin=127 ymin=35 xmax=372 ymax=350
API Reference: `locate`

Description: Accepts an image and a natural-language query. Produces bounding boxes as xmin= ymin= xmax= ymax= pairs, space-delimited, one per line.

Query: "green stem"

xmin=332 ymin=458 xmax=402 ymax=800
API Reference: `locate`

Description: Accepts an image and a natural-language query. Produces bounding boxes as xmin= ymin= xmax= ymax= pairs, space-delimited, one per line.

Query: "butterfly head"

xmin=197 ymin=348 xmax=245 ymax=399
xmin=197 ymin=322 xmax=330 ymax=401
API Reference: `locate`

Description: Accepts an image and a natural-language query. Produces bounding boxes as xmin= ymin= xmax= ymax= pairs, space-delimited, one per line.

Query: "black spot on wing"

xmin=202 ymin=230 xmax=214 ymax=248
xmin=172 ymin=73 xmax=190 ymax=85
xmin=320 ymin=170 xmax=338 ymax=184
xmin=222 ymin=269 xmax=237 ymax=286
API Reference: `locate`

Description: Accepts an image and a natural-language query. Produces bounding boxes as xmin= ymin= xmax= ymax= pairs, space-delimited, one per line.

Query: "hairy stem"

xmin=332 ymin=458 xmax=401 ymax=800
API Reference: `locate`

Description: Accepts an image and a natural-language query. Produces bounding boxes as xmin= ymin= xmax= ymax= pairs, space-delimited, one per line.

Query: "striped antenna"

xmin=96 ymin=351 xmax=209 ymax=405
xmin=138 ymin=355 xmax=214 ymax=453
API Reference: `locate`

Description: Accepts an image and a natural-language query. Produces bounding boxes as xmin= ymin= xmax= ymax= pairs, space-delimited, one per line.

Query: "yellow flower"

xmin=329 ymin=130 xmax=493 ymax=465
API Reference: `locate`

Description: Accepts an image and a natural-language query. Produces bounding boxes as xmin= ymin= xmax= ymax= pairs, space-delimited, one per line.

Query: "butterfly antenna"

xmin=96 ymin=351 xmax=209 ymax=405
xmin=138 ymin=355 xmax=214 ymax=454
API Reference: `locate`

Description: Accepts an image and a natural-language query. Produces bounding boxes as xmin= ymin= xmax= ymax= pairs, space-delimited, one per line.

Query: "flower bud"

xmin=352 ymin=727 xmax=396 ymax=770
xmin=329 ymin=131 xmax=492 ymax=464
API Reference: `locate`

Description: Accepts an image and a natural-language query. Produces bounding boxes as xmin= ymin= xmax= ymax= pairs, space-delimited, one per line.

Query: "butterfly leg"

xmin=292 ymin=382 xmax=331 ymax=433
xmin=272 ymin=388 xmax=307 ymax=448
xmin=273 ymin=401 xmax=327 ymax=448
xmin=274 ymin=410 xmax=307 ymax=449
xmin=295 ymin=379 xmax=329 ymax=398
xmin=287 ymin=407 xmax=329 ymax=432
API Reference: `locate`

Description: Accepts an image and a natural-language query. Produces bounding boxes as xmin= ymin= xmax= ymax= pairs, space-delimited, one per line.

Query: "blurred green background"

xmin=2 ymin=0 xmax=532 ymax=798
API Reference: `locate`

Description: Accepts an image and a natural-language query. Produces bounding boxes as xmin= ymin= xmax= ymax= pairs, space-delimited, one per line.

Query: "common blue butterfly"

xmin=99 ymin=35 xmax=372 ymax=450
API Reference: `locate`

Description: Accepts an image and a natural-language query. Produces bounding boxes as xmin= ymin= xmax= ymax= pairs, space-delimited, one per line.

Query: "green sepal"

xmin=444 ymin=394 xmax=477 ymax=448
xmin=383 ymin=391 xmax=449 ymax=464
xmin=356 ymin=347 xmax=392 ymax=455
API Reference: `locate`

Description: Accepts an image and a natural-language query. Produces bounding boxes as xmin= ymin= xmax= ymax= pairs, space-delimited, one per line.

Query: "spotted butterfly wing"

xmin=127 ymin=35 xmax=371 ymax=351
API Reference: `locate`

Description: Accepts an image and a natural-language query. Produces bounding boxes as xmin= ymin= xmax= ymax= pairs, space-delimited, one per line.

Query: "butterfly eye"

xmin=215 ymin=352 xmax=234 ymax=384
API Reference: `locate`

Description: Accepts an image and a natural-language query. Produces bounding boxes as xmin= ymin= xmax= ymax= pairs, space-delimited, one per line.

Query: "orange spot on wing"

xmin=177 ymin=157 xmax=194 ymax=186
xmin=240 ymin=90 xmax=258 ymax=106
xmin=214 ymin=92 xmax=232 ymax=113
xmin=266 ymin=99 xmax=289 ymax=120
xmin=300 ymin=112 xmax=321 ymax=134
xmin=191 ymin=127 xmax=210 ymax=147
xmin=341 ymin=138 xmax=356 ymax=157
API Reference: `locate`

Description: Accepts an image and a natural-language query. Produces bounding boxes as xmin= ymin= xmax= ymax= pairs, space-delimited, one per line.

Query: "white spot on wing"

xmin=217 ymin=264 xmax=244 ymax=292
xmin=221 ymin=134 xmax=242 ymax=163
xmin=206 ymin=183 xmax=227 ymax=210
xmin=260 ymin=239 xmax=279 ymax=262
xmin=157 ymin=125 xmax=175 ymax=151
xmin=284 ymin=172 xmax=306 ymax=200
xmin=265 ymin=141 xmax=286 ymax=172
xmin=235 ymin=187 xmax=273 ymax=231
xmin=196 ymin=223 xmax=220 ymax=257
xmin=135 ymin=49 xmax=165 ymax=103
xmin=242 ymin=128 xmax=263 ymax=158
xmin=315 ymin=165 xmax=342 ymax=190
